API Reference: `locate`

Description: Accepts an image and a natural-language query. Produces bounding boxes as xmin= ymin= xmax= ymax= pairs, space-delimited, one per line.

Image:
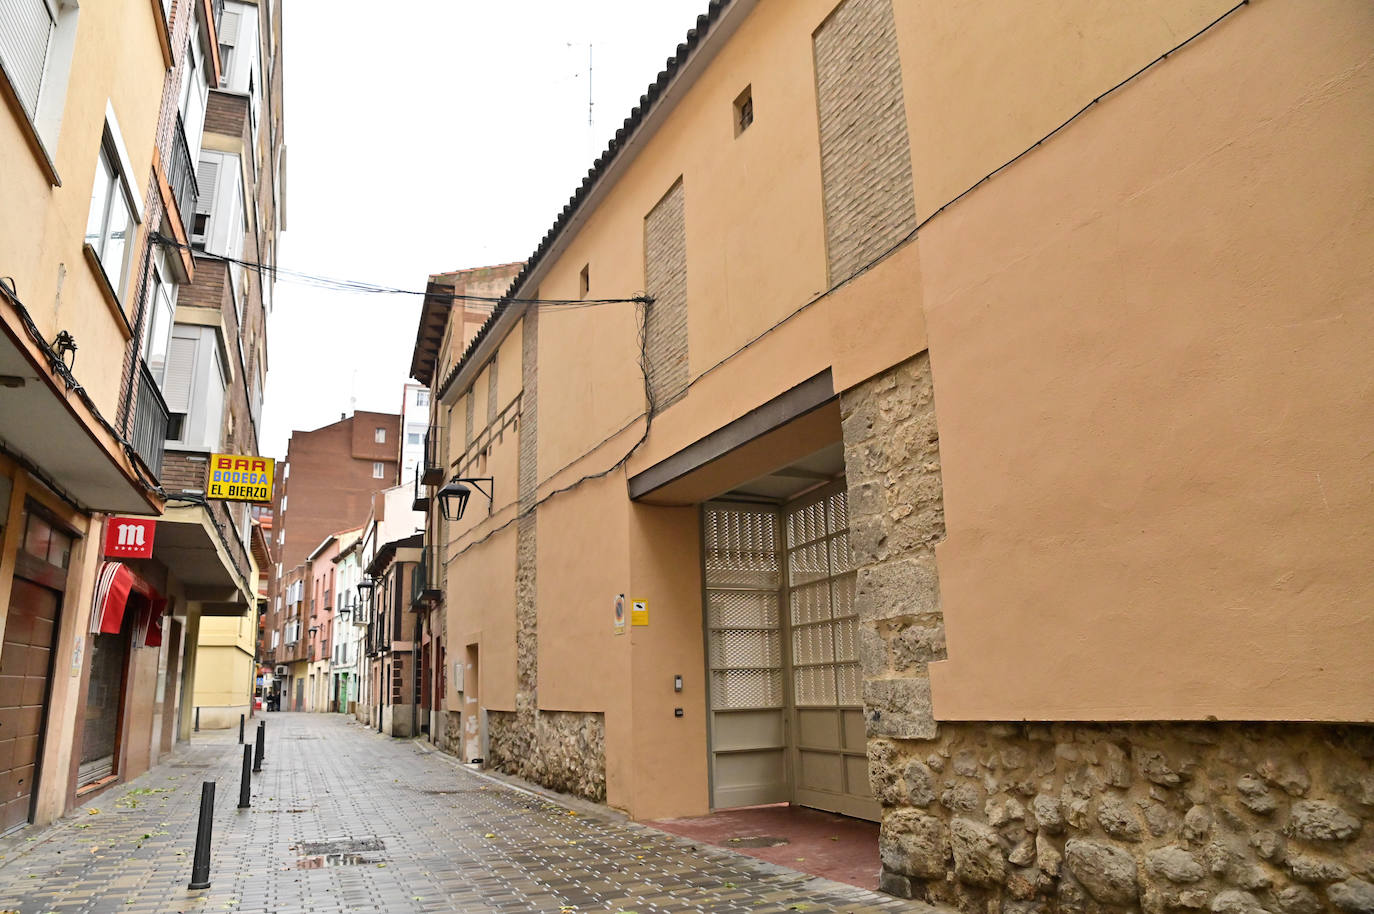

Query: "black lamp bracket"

xmin=455 ymin=477 xmax=494 ymax=507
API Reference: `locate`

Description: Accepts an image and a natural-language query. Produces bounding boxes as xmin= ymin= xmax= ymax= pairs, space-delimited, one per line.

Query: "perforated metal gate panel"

xmin=704 ymin=505 xmax=788 ymax=809
xmin=704 ymin=486 xmax=877 ymax=822
xmin=785 ymin=485 xmax=875 ymax=821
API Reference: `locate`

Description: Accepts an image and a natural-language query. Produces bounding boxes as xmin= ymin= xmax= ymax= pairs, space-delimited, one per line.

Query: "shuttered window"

xmin=192 ymin=155 xmax=219 ymax=249
xmin=0 ymin=0 xmax=55 ymax=118
xmin=163 ymin=325 xmax=227 ymax=450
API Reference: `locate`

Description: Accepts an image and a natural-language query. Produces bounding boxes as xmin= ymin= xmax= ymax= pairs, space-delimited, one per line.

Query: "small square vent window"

xmin=734 ymin=85 xmax=753 ymax=136
xmin=579 ymin=263 xmax=590 ymax=299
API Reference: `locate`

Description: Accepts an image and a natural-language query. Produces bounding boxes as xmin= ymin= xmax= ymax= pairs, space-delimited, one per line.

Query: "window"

xmin=578 ymin=263 xmax=590 ymax=300
xmin=0 ymin=0 xmax=78 ymax=157
xmin=143 ymin=255 xmax=177 ymax=382
xmin=374 ymin=427 xmax=386 ymax=444
xmin=281 ymin=495 xmax=287 ymax=512
xmin=192 ymin=151 xmax=245 ymax=263
xmin=734 ymin=84 xmax=753 ymax=136
xmin=178 ymin=19 xmax=208 ymax=164
xmin=271 ymin=630 xmax=279 ymax=649
xmin=86 ymin=131 xmax=138 ymax=298
xmin=162 ymin=324 xmax=227 ymax=448
xmin=416 ymin=389 xmax=429 ymax=407
xmin=407 ymin=432 xmax=421 ymax=446
xmin=372 ymin=462 xmax=385 ymax=479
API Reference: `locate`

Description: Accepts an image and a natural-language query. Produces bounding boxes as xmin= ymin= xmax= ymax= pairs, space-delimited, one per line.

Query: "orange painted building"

xmin=410 ymin=1 xmax=1373 ymax=908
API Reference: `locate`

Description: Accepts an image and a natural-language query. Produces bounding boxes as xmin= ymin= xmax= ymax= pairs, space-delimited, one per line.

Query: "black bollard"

xmin=238 ymin=745 xmax=252 ymax=809
xmin=252 ymin=722 xmax=264 ymax=773
xmin=238 ymin=713 xmax=245 ymax=744
xmin=194 ymin=706 xmax=200 ymax=732
xmin=188 ymin=781 xmax=215 ymax=890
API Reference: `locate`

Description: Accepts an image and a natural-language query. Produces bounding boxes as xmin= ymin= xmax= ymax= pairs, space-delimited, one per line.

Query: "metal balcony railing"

xmin=410 ymin=547 xmax=441 ymax=609
xmin=169 ymin=114 xmax=199 ymax=233
xmin=412 ymin=464 xmax=430 ymax=511
xmin=420 ymin=429 xmax=444 ymax=486
xmin=132 ymin=361 xmax=169 ymax=477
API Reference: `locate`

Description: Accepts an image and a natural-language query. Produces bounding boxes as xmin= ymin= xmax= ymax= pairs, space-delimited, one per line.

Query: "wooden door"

xmin=0 ymin=577 xmax=60 ymax=833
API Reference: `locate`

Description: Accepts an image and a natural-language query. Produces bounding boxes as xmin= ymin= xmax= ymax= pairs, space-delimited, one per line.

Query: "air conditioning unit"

xmin=274 ymin=665 xmax=288 ymax=676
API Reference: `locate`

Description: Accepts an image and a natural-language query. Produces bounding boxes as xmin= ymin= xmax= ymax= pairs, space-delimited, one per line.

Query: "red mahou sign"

xmin=104 ymin=517 xmax=157 ymax=559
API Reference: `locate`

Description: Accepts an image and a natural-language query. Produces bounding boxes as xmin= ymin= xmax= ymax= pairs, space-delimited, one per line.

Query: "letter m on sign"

xmin=104 ymin=517 xmax=156 ymax=559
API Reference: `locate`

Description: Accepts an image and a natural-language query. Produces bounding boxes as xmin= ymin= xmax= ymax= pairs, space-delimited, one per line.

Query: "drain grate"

xmin=295 ymin=837 xmax=386 ymax=869
xmin=727 ymin=835 xmax=790 ymax=848
xmin=301 ymin=838 xmax=384 ymax=855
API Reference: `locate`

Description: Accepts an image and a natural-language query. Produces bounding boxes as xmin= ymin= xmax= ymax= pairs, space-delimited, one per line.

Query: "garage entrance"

xmin=704 ymin=457 xmax=876 ymax=822
xmin=0 ymin=509 xmax=73 ymax=833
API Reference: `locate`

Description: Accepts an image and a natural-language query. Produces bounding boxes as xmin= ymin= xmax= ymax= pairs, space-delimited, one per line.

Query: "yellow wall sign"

xmin=631 ymin=599 xmax=649 ymax=626
xmin=206 ymin=453 xmax=275 ymax=503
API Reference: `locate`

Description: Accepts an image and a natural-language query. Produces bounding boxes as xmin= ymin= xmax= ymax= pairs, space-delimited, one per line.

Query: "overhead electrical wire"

xmin=150 ymin=233 xmax=651 ymax=309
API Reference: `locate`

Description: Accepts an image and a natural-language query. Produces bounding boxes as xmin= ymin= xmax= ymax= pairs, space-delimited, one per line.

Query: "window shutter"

xmin=163 ymin=333 xmax=197 ymax=413
xmin=195 ymin=155 xmax=219 ymax=216
xmin=0 ymin=0 xmax=55 ymax=117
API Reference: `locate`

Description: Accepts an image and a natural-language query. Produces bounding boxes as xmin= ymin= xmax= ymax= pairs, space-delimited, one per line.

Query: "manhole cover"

xmin=295 ymin=838 xmax=385 ymax=869
xmin=727 ymin=835 xmax=790 ymax=848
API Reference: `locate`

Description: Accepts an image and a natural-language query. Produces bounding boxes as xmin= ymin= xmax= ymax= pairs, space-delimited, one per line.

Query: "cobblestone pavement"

xmin=0 ymin=713 xmax=930 ymax=914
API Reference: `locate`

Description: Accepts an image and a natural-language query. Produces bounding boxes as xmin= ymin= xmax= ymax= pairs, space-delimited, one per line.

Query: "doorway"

xmin=704 ymin=474 xmax=876 ymax=821
xmin=0 ymin=509 xmax=74 ymax=833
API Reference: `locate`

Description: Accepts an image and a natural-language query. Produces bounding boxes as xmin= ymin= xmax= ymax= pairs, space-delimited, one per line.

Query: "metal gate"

xmin=784 ymin=484 xmax=874 ymax=820
xmin=704 ymin=483 xmax=877 ymax=821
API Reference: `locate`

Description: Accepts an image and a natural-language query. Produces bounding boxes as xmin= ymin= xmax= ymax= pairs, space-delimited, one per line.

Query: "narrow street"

xmin=0 ymin=715 xmax=923 ymax=914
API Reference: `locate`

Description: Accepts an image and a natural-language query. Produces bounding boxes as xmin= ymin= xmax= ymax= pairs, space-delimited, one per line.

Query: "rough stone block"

xmin=1065 ymin=838 xmax=1139 ymax=904
xmin=856 ymin=554 xmax=940 ymax=623
xmin=864 ymin=677 xmax=936 ymax=739
xmin=1289 ymin=800 xmax=1361 ymax=842
xmin=950 ymin=817 xmax=1005 ymax=886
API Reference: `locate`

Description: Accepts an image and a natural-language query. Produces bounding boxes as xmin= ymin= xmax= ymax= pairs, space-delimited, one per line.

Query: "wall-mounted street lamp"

xmin=356 ymin=576 xmax=375 ymax=600
xmin=437 ymin=477 xmax=494 ymax=522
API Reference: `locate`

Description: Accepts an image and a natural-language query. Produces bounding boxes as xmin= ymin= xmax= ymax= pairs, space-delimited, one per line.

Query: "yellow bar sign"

xmin=206 ymin=453 xmax=275 ymax=503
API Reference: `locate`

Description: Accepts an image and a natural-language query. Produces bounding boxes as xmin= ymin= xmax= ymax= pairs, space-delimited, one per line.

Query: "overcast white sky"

xmin=260 ymin=1 xmax=709 ymax=457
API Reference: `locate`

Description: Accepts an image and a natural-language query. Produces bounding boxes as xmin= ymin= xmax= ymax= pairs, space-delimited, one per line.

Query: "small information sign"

xmin=631 ymin=599 xmax=649 ymax=627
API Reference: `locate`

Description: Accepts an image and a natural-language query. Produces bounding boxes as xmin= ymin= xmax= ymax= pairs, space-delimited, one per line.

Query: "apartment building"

xmin=399 ymin=382 xmax=429 ymax=489
xmin=261 ymin=411 xmax=400 ymax=701
xmin=411 ymin=0 xmax=1374 ymax=908
xmin=0 ymin=0 xmax=283 ymax=831
xmin=330 ymin=535 xmax=364 ymax=715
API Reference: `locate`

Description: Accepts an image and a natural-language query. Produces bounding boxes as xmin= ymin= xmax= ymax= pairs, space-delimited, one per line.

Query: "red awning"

xmin=91 ymin=562 xmax=166 ymax=646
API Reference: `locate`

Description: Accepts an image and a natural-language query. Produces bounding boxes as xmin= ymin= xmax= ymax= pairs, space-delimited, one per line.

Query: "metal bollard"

xmin=238 ymin=745 xmax=252 ymax=809
xmin=252 ymin=722 xmax=264 ymax=773
xmin=188 ymin=781 xmax=215 ymax=890
xmin=194 ymin=706 xmax=200 ymax=732
xmin=238 ymin=713 xmax=245 ymax=744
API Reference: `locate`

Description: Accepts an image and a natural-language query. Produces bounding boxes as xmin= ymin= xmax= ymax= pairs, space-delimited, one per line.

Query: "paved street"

xmin=0 ymin=714 xmax=925 ymax=914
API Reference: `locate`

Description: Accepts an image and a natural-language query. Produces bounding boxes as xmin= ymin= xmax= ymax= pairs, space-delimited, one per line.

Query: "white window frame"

xmin=143 ymin=250 xmax=178 ymax=383
xmin=374 ymin=427 xmax=386 ymax=444
xmin=85 ymin=110 xmax=144 ymax=301
xmin=372 ymin=462 xmax=385 ymax=479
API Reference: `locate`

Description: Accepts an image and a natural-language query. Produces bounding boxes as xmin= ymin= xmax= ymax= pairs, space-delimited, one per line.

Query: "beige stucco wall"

xmin=922 ymin=0 xmax=1374 ymax=720
xmin=0 ymin=0 xmax=166 ymax=417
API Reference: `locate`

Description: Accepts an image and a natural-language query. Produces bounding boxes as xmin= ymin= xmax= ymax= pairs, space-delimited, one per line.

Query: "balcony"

xmin=420 ymin=429 xmax=444 ymax=486
xmin=411 ymin=546 xmax=442 ymax=609
xmin=169 ymin=114 xmax=199 ymax=232
xmin=411 ymin=464 xmax=429 ymax=511
xmin=131 ymin=362 xmax=169 ymax=477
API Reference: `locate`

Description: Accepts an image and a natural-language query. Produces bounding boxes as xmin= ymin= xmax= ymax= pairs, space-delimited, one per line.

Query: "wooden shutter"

xmin=0 ymin=0 xmax=55 ymax=117
xmin=163 ymin=332 xmax=197 ymax=414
